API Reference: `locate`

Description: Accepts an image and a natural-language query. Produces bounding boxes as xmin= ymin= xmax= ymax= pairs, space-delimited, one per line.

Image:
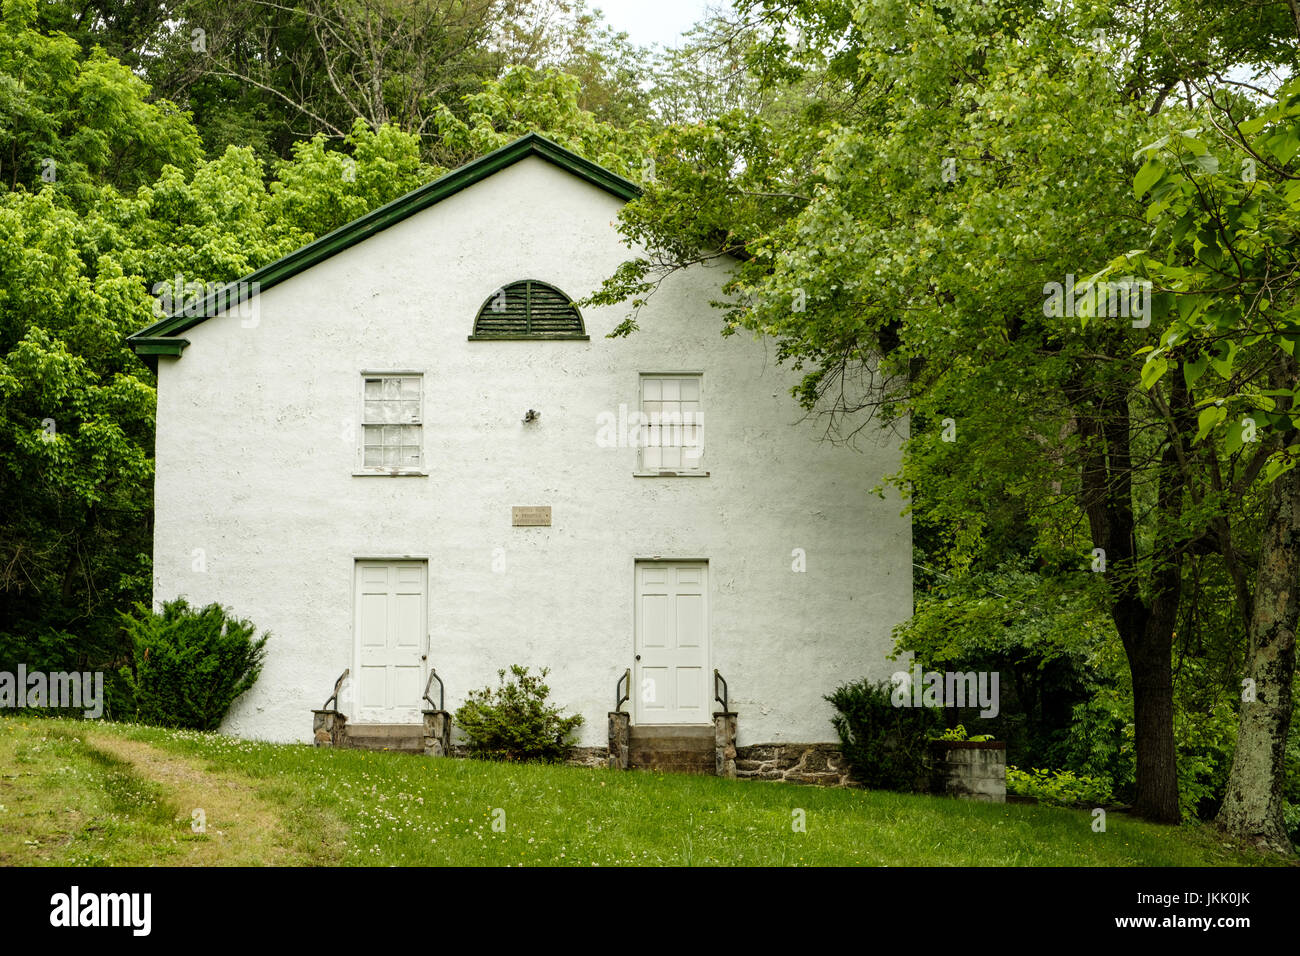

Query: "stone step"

xmin=342 ymin=723 xmax=423 ymax=753
xmin=627 ymin=743 xmax=715 ymax=756
xmin=629 ymin=724 xmax=715 ymax=737
xmin=627 ymin=723 xmax=716 ymax=773
xmin=628 ymin=725 xmax=714 ymax=752
xmin=628 ymin=754 xmax=715 ymax=774
xmin=343 ymin=737 xmax=423 ymax=752
xmin=345 ymin=723 xmax=422 ymax=738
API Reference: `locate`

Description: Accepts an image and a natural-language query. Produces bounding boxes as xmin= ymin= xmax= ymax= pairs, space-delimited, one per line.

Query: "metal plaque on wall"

xmin=512 ymin=506 xmax=552 ymax=527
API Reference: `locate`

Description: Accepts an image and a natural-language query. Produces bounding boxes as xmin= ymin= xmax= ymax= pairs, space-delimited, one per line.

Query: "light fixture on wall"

xmin=522 ymin=409 xmax=540 ymax=424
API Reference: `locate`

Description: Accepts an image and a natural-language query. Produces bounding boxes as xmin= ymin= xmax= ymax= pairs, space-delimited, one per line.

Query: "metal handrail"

xmin=714 ymin=669 xmax=729 ymax=713
xmin=423 ymin=669 xmax=444 ymax=712
xmin=323 ymin=669 xmax=348 ymax=710
xmin=615 ymin=668 xmax=631 ymax=713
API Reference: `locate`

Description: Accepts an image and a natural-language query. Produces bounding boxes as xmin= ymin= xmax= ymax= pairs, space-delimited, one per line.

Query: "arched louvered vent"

xmin=470 ymin=280 xmax=587 ymax=339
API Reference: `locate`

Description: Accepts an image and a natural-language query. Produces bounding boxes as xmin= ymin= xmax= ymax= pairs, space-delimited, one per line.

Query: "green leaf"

xmin=1225 ymin=418 xmax=1246 ymax=455
xmin=1210 ymin=341 xmax=1237 ymax=380
xmin=1134 ymin=158 xmax=1164 ymax=199
xmin=1182 ymin=353 xmax=1209 ymax=389
xmin=1264 ymin=447 xmax=1300 ymax=483
xmin=1196 ymin=405 xmax=1226 ymax=443
xmin=1177 ymin=294 xmax=1207 ymax=321
xmin=1140 ymin=356 xmax=1168 ymax=390
xmin=1170 ymin=211 xmax=1195 ymax=247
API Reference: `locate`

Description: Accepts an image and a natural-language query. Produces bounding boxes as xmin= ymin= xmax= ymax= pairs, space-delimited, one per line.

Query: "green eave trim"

xmin=130 ymin=337 xmax=190 ymax=356
xmin=125 ymin=133 xmax=643 ymax=349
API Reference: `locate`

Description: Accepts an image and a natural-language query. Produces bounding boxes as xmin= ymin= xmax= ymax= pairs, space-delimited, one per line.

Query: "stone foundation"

xmin=735 ymin=743 xmax=854 ymax=787
xmin=421 ymin=737 xmax=857 ymax=787
xmin=928 ymin=741 xmax=1006 ymax=802
xmin=418 ymin=729 xmax=1000 ymax=798
xmin=565 ymin=746 xmax=611 ymax=769
xmin=311 ymin=709 xmax=347 ymax=747
xmin=444 ymin=743 xmax=611 ymax=768
xmin=608 ymin=711 xmax=630 ymax=770
xmin=422 ymin=710 xmax=451 ymax=757
xmin=714 ymin=713 xmax=737 ymax=778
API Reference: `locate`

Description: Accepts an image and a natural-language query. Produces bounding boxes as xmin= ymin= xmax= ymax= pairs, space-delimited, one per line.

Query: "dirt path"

xmin=85 ymin=733 xmax=298 ymax=866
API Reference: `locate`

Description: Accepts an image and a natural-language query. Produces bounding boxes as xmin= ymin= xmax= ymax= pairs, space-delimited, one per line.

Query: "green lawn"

xmin=0 ymin=715 xmax=1289 ymax=866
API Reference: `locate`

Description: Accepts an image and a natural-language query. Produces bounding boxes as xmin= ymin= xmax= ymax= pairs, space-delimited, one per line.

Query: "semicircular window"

xmin=470 ymin=280 xmax=588 ymax=340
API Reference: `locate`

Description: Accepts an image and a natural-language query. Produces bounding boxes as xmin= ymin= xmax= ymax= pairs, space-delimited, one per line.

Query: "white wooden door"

xmin=354 ymin=561 xmax=426 ymax=723
xmin=634 ymin=562 xmax=709 ymax=724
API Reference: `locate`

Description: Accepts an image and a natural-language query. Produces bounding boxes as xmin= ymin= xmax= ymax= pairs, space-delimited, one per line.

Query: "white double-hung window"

xmin=359 ymin=373 xmax=423 ymax=472
xmin=639 ymin=373 xmax=704 ymax=474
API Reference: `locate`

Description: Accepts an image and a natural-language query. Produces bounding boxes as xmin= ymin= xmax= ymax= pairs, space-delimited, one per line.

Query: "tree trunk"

xmin=1125 ymin=430 xmax=1187 ymax=824
xmin=1087 ymin=386 xmax=1184 ymax=824
xmin=1216 ymin=452 xmax=1300 ymax=852
xmin=1126 ymin=616 xmax=1182 ymax=823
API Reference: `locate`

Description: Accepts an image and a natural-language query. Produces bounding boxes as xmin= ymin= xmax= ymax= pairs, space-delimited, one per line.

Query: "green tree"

xmin=0 ymin=0 xmax=202 ymax=199
xmin=0 ymin=0 xmax=201 ymax=682
xmin=1104 ymin=75 xmax=1300 ymax=850
xmin=589 ymin=0 xmax=1300 ymax=829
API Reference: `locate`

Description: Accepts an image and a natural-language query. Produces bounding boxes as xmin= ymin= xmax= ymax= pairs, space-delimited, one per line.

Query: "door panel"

xmin=355 ymin=561 xmax=427 ymax=723
xmin=635 ymin=561 xmax=709 ymax=724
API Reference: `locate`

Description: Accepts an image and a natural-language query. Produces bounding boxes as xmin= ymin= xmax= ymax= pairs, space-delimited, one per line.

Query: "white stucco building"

xmin=128 ymin=134 xmax=910 ymax=769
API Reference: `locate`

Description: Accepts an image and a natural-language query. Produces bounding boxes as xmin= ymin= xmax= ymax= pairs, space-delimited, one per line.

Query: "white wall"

xmin=151 ymin=156 xmax=911 ymax=747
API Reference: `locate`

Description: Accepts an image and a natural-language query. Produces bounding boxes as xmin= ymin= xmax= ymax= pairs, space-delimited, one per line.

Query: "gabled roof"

xmin=127 ymin=132 xmax=642 ymax=359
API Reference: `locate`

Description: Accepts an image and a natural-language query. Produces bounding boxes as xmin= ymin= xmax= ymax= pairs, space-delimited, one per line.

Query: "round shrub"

xmin=454 ymin=664 xmax=583 ymax=762
xmin=118 ymin=598 xmax=269 ymax=730
xmin=827 ymin=677 xmax=941 ymax=792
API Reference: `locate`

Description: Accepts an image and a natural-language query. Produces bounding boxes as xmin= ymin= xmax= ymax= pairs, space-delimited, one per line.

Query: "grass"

xmin=0 ymin=715 xmax=1291 ymax=867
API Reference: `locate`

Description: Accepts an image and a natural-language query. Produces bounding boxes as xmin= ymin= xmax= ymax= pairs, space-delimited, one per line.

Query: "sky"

xmin=589 ymin=0 xmax=729 ymax=49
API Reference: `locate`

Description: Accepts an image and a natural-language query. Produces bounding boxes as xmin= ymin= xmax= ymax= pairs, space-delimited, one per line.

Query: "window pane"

xmin=680 ymin=379 xmax=699 ymax=401
xmin=661 ymin=446 xmax=681 ymax=469
xmin=360 ymin=376 xmax=423 ymax=468
xmin=661 ymin=379 xmax=680 ymax=401
xmin=643 ymin=379 xmax=661 ymax=400
xmin=659 ymin=411 xmax=680 ymax=447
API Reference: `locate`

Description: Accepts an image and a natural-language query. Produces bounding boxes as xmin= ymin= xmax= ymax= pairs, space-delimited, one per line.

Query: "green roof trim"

xmin=127 ymin=133 xmax=642 ymax=355
xmin=130 ymin=337 xmax=190 ymax=356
